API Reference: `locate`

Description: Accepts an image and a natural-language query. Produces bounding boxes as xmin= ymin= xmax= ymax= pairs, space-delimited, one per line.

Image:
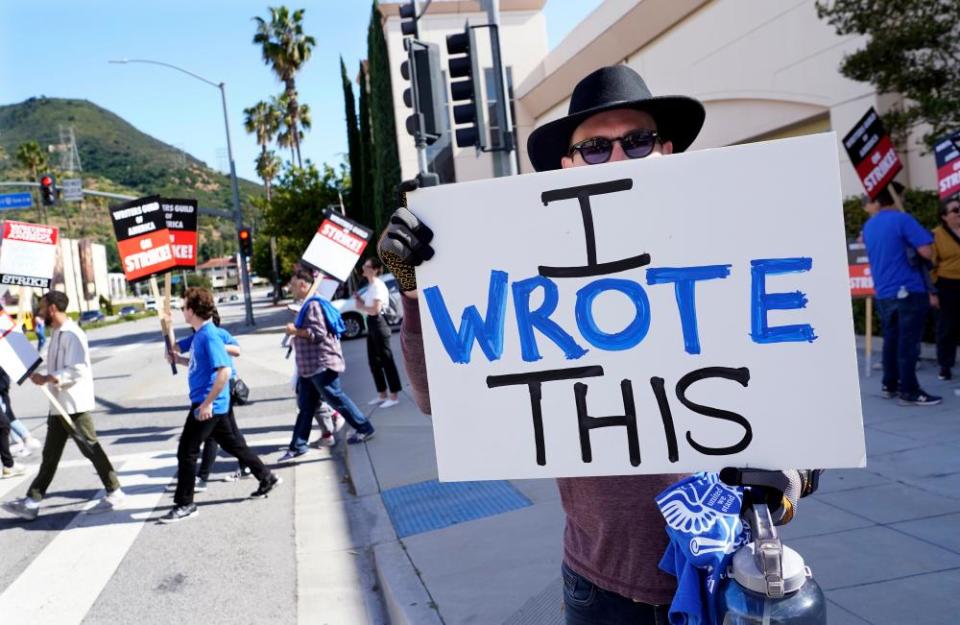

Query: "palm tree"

xmin=16 ymin=141 xmax=49 ymax=223
xmin=253 ymin=6 xmax=316 ymax=167
xmin=272 ymin=93 xmax=311 ymax=167
xmin=255 ymin=150 xmax=282 ymax=201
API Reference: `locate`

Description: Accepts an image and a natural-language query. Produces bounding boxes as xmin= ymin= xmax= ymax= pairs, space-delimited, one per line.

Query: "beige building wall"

xmin=381 ymin=0 xmax=548 ymax=180
xmin=514 ymin=0 xmax=937 ymax=198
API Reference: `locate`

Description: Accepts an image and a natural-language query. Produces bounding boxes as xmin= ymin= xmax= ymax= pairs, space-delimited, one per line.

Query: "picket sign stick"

xmin=150 ymin=275 xmax=177 ymax=375
xmin=38 ymin=385 xmax=80 ymax=439
xmin=17 ymin=286 xmax=27 ymax=330
xmin=864 ymin=296 xmax=873 ymax=378
xmin=889 ymin=183 xmax=905 ymax=212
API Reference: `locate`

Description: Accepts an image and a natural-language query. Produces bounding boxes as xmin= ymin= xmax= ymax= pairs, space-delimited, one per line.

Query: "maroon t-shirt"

xmin=400 ymin=296 xmax=683 ymax=604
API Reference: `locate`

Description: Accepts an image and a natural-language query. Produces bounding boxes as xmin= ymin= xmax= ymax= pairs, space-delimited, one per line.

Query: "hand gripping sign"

xmin=842 ymin=107 xmax=903 ymax=200
xmin=0 ymin=221 xmax=59 ymax=288
xmin=301 ymin=210 xmax=373 ymax=282
xmin=410 ymin=133 xmax=866 ymax=481
xmin=161 ymin=198 xmax=199 ymax=269
xmin=109 ymin=196 xmax=178 ymax=283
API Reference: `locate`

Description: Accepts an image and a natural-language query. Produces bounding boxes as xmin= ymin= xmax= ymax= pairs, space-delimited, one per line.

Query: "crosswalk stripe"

xmin=0 ymin=451 xmax=174 ymax=625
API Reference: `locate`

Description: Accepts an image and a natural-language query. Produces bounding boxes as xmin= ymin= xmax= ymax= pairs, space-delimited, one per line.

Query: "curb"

xmin=374 ymin=541 xmax=444 ymax=625
xmin=344 ymin=441 xmax=444 ymax=625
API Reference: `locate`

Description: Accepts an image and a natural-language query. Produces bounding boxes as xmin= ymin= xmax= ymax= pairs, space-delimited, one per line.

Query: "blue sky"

xmin=0 ymin=1 xmax=601 ymax=185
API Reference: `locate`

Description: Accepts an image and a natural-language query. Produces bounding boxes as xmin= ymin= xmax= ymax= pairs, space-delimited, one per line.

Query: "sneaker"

xmin=898 ymin=390 xmax=943 ymax=406
xmin=222 ymin=467 xmax=253 ymax=482
xmin=25 ymin=437 xmax=41 ymax=451
xmin=194 ymin=478 xmax=208 ymax=493
xmin=88 ymin=488 xmax=126 ymax=514
xmin=1 ymin=463 xmax=26 ymax=479
xmin=880 ymin=385 xmax=898 ymax=399
xmin=938 ymin=368 xmax=952 ymax=381
xmin=250 ymin=474 xmax=282 ymax=499
xmin=159 ymin=503 xmax=198 ymax=524
xmin=379 ymin=398 xmax=399 ymax=409
xmin=368 ymin=397 xmax=386 ymax=405
xmin=2 ymin=498 xmax=39 ymax=521
xmin=12 ymin=444 xmax=32 ymax=458
xmin=278 ymin=449 xmax=309 ymax=462
xmin=347 ymin=430 xmax=375 ymax=445
xmin=331 ymin=412 xmax=345 ymax=433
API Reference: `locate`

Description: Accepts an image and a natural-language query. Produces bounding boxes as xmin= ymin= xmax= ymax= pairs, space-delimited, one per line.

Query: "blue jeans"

xmin=290 ymin=369 xmax=373 ymax=452
xmin=876 ymin=292 xmax=930 ymax=398
xmin=562 ymin=563 xmax=669 ymax=625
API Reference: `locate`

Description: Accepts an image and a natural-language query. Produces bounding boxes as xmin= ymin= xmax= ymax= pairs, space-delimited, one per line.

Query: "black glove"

xmin=720 ymin=468 xmax=822 ymax=525
xmin=377 ymin=179 xmax=435 ymax=292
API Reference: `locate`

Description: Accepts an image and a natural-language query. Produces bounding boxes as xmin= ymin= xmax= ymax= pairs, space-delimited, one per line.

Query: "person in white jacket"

xmin=1 ymin=291 xmax=124 ymax=521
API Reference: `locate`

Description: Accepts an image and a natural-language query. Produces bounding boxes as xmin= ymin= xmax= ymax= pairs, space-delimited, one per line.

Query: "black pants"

xmin=0 ymin=404 xmax=11 ymax=468
xmin=366 ymin=315 xmax=402 ymax=394
xmin=198 ymin=407 xmax=248 ymax=480
xmin=936 ymin=278 xmax=960 ymax=370
xmin=174 ymin=405 xmax=271 ymax=506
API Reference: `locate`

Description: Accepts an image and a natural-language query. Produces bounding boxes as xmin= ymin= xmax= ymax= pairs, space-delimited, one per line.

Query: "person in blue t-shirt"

xmin=862 ymin=183 xmax=941 ymax=406
xmin=175 ymin=309 xmax=250 ymax=487
xmin=160 ymin=287 xmax=280 ymax=524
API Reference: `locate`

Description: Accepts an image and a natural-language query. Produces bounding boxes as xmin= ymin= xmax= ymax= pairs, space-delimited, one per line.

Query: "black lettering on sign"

xmin=573 ymin=379 xmax=641 ymax=466
xmin=676 ymin=366 xmax=753 ymax=455
xmin=538 ymin=179 xmax=651 ymax=278
xmin=650 ymin=377 xmax=680 ymax=463
xmin=486 ymin=366 xmax=605 ymax=466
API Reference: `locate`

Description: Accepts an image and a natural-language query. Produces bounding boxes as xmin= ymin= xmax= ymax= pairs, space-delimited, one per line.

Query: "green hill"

xmin=0 ymin=97 xmax=264 ymax=267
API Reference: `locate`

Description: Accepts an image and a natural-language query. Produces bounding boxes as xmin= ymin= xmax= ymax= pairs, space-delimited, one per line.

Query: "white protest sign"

xmin=0 ymin=220 xmax=60 ymax=288
xmin=0 ymin=311 xmax=42 ymax=384
xmin=411 ymin=133 xmax=866 ymax=482
xmin=301 ymin=210 xmax=373 ymax=282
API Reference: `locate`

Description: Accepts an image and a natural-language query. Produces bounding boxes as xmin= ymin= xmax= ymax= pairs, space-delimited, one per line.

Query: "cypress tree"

xmin=340 ymin=56 xmax=363 ymax=219
xmin=366 ymin=0 xmax=402 ymax=234
xmin=357 ymin=61 xmax=375 ymax=231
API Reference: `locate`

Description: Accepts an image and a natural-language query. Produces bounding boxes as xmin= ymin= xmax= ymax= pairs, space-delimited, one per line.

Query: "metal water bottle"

xmin=716 ymin=501 xmax=826 ymax=624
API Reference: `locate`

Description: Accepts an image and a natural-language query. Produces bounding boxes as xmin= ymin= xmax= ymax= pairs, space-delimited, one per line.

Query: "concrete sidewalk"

xmin=339 ymin=337 xmax=960 ymax=625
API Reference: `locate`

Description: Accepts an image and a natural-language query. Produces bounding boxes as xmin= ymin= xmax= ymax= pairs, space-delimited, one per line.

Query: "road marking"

xmin=0 ymin=451 xmax=175 ymax=625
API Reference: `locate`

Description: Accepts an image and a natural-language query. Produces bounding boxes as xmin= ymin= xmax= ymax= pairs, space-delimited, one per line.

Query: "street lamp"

xmin=109 ymin=58 xmax=255 ymax=326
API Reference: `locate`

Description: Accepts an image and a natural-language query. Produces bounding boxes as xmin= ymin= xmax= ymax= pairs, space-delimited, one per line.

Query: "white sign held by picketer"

xmin=410 ymin=133 xmax=866 ymax=482
xmin=301 ymin=210 xmax=373 ymax=283
xmin=0 ymin=220 xmax=60 ymax=288
xmin=0 ymin=311 xmax=42 ymax=385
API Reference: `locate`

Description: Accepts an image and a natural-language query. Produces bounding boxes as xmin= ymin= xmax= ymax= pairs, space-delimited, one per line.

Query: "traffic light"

xmin=39 ymin=174 xmax=56 ymax=206
xmin=399 ymin=0 xmax=418 ymax=38
xmin=238 ymin=227 xmax=253 ymax=258
xmin=446 ymin=25 xmax=487 ymax=149
xmin=401 ymin=40 xmax=446 ymax=144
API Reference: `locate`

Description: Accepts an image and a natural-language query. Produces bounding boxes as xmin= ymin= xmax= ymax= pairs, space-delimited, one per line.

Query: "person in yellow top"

xmin=932 ymin=194 xmax=960 ymax=380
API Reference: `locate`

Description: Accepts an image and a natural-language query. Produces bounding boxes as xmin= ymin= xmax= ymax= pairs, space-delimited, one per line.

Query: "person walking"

xmin=279 ymin=266 xmax=374 ymax=462
xmin=0 ymin=366 xmax=42 ymax=457
xmin=0 ymin=393 xmax=26 ymax=479
xmin=862 ymin=184 xmax=941 ymax=405
xmin=355 ymin=257 xmax=402 ymax=408
xmin=1 ymin=291 xmax=124 ymax=521
xmin=378 ymin=65 xmax=821 ymax=625
xmin=932 ymin=194 xmax=960 ymax=381
xmin=35 ymin=315 xmax=46 ymax=351
xmin=161 ymin=287 xmax=280 ymax=523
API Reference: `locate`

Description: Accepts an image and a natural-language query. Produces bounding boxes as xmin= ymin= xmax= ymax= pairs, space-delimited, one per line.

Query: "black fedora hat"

xmin=526 ymin=65 xmax=705 ymax=172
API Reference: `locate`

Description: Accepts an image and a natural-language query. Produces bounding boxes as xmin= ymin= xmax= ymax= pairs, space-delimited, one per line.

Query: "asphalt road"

xmin=0 ymin=291 xmax=391 ymax=625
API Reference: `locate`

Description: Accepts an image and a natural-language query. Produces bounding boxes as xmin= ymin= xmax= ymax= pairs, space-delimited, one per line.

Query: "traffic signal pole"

xmin=483 ymin=0 xmax=518 ymax=176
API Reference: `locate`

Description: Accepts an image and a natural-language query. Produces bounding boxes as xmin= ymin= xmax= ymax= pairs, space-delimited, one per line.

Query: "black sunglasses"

xmin=568 ymin=130 xmax=660 ymax=165
xmin=947 ymin=206 xmax=960 ymax=215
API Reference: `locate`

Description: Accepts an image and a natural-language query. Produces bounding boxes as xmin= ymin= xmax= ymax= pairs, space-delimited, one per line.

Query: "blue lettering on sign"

xmin=575 ymin=278 xmax=651 ymax=351
xmin=750 ymin=258 xmax=817 ymax=344
xmin=423 ymin=257 xmax=818 ymax=365
xmin=646 ymin=265 xmax=732 ymax=354
xmin=423 ymin=270 xmax=509 ymax=364
xmin=512 ymin=275 xmax=588 ymax=362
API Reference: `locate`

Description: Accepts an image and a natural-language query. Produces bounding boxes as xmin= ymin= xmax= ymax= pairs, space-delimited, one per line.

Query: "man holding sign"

xmin=379 ymin=66 xmax=827 ymax=623
xmin=2 ymin=291 xmax=124 ymax=521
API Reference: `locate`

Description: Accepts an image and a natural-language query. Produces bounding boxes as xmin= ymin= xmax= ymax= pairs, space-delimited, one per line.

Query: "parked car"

xmin=119 ymin=306 xmax=138 ymax=317
xmin=78 ymin=310 xmax=106 ymax=326
xmin=331 ymin=274 xmax=403 ymax=340
xmin=144 ymin=298 xmax=158 ymax=312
